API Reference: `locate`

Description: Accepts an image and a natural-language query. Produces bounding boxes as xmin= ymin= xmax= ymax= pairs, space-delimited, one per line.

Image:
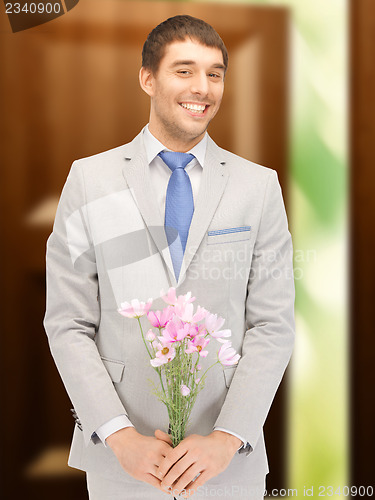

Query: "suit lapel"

xmin=122 ymin=132 xmax=177 ymax=286
xmin=178 ymin=136 xmax=229 ymax=286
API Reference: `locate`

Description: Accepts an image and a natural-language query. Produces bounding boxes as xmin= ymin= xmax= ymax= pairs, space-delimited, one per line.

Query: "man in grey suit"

xmin=44 ymin=15 xmax=295 ymax=500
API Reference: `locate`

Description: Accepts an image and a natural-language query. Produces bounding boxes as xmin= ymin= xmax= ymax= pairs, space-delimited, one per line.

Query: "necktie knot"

xmin=158 ymin=151 xmax=195 ymax=172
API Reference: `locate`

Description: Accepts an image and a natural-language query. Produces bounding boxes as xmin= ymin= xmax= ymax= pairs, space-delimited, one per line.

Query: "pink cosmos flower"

xmin=160 ymin=287 xmax=178 ymax=306
xmin=147 ymin=306 xmax=174 ymax=328
xmin=195 ymin=323 xmax=207 ymax=336
xmin=218 ymin=341 xmax=241 ymax=366
xmin=185 ymin=336 xmax=210 ymax=357
xmin=150 ymin=337 xmax=176 ymax=367
xmin=163 ymin=317 xmax=190 ymax=343
xmin=161 ymin=287 xmax=195 ymax=307
xmin=213 ymin=330 xmax=232 ymax=343
xmin=181 ymin=385 xmax=190 ymax=396
xmin=176 ymin=291 xmax=195 ymax=306
xmin=204 ymin=313 xmax=232 ymax=342
xmin=205 ymin=313 xmax=225 ymax=332
xmin=175 ymin=302 xmax=208 ymax=323
xmin=118 ymin=298 xmax=153 ymax=318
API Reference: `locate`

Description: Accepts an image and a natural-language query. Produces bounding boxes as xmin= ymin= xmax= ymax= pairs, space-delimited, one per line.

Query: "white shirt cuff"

xmin=96 ymin=414 xmax=134 ymax=447
xmin=213 ymin=427 xmax=248 ymax=451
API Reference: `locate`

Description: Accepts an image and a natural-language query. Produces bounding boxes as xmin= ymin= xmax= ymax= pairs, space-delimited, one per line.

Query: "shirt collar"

xmin=143 ymin=124 xmax=207 ymax=168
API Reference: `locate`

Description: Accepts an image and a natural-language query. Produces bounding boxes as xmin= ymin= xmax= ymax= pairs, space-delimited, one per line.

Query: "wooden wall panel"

xmin=350 ymin=0 xmax=375 ymax=485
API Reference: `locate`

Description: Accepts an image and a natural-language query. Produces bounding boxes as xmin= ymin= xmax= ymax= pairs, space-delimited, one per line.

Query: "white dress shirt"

xmin=95 ymin=125 xmax=248 ymax=453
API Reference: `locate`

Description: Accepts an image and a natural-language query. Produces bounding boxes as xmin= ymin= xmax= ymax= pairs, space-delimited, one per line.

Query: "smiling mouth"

xmin=179 ymin=102 xmax=209 ymax=114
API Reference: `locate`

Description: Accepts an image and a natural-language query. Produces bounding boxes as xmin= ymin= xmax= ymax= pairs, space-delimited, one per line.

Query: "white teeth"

xmin=181 ymin=103 xmax=206 ymax=112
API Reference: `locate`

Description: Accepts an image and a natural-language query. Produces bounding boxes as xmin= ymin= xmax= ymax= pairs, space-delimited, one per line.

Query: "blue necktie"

xmin=158 ymin=151 xmax=195 ymax=281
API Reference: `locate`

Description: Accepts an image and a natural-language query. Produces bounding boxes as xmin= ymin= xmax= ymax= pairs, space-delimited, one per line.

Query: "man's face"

xmin=140 ymin=38 xmax=225 ymax=150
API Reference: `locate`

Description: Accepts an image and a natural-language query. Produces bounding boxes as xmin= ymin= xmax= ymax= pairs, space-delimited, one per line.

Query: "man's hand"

xmin=155 ymin=430 xmax=241 ymax=498
xmin=106 ymin=427 xmax=173 ymax=493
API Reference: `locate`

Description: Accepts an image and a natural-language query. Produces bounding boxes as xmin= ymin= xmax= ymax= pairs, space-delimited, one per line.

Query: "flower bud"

xmin=181 ymin=384 xmax=190 ymax=396
xmin=146 ymin=329 xmax=156 ymax=341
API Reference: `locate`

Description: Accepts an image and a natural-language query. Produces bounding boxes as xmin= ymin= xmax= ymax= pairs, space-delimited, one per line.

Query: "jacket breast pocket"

xmin=100 ymin=356 xmax=125 ymax=383
xmin=207 ymin=226 xmax=251 ymax=245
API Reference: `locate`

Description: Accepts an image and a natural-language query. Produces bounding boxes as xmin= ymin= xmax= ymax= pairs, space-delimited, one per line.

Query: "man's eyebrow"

xmin=170 ymin=60 xmax=196 ymax=67
xmin=212 ymin=63 xmax=226 ymax=71
xmin=170 ymin=60 xmax=225 ymax=71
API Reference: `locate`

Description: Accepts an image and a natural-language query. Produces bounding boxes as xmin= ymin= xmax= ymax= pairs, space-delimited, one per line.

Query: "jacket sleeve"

xmin=213 ymin=169 xmax=295 ymax=452
xmin=44 ymin=161 xmax=128 ymax=445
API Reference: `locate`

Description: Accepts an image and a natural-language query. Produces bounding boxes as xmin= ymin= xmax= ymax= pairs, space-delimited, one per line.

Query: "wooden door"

xmin=0 ymin=2 xmax=290 ymax=497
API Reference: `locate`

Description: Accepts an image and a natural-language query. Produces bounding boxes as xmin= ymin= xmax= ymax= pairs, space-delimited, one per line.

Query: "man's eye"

xmin=209 ymin=73 xmax=221 ymax=79
xmin=177 ymin=70 xmax=191 ymax=75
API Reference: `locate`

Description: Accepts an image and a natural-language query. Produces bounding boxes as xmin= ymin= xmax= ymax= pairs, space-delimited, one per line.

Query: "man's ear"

xmin=139 ymin=66 xmax=155 ymax=97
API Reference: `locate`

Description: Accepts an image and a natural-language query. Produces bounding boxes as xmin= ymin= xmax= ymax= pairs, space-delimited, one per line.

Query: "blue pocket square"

xmin=208 ymin=226 xmax=251 ymax=236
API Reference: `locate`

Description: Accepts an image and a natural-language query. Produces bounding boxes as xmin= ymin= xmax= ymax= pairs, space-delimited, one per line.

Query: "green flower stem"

xmin=156 ymin=366 xmax=167 ymax=404
xmin=177 ymin=345 xmax=182 ymax=445
xmin=137 ymin=317 xmax=153 ymax=360
xmin=199 ymin=359 xmax=220 ymax=383
xmin=137 ymin=318 xmax=167 ymax=403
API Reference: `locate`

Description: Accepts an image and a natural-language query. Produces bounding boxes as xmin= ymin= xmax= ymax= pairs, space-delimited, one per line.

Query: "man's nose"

xmin=189 ymin=72 xmax=209 ymax=96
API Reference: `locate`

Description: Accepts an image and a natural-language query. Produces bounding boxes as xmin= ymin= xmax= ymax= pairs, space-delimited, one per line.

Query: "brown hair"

xmin=142 ymin=15 xmax=228 ymax=75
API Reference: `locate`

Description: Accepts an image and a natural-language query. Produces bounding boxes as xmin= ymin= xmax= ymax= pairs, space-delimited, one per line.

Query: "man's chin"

xmin=182 ymin=123 xmax=210 ymax=141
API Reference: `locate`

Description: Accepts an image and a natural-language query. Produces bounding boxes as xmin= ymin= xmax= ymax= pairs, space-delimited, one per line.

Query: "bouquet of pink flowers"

xmin=118 ymin=287 xmax=240 ymax=447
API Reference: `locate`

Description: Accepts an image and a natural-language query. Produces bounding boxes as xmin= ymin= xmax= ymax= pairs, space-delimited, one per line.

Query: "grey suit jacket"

xmin=44 ymin=129 xmax=295 ymax=488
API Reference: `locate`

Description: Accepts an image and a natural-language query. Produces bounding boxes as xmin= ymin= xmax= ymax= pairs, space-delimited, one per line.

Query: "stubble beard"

xmin=157 ymin=109 xmax=213 ymax=149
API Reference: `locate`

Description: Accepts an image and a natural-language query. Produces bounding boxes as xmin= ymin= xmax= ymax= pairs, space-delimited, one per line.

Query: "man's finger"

xmin=157 ymin=444 xmax=188 ymax=479
xmin=169 ymin=464 xmax=202 ymax=497
xmin=143 ymin=472 xmax=163 ymax=490
xmin=144 ymin=471 xmax=177 ymax=496
xmin=155 ymin=428 xmax=173 ymax=446
xmin=160 ymin=455 xmax=196 ymax=492
xmin=181 ymin=470 xmax=210 ymax=497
